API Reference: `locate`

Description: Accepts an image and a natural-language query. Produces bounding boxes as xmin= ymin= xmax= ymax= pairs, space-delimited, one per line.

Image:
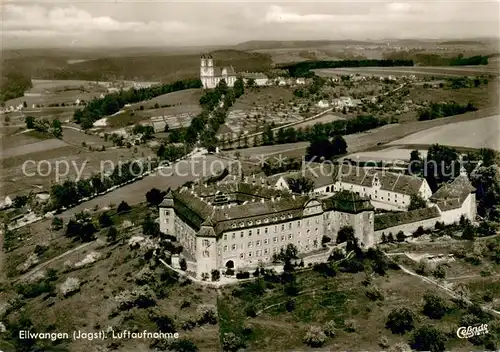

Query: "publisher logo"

xmin=456 ymin=324 xmax=489 ymax=339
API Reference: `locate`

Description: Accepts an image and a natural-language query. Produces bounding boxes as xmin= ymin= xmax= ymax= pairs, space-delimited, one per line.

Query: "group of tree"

xmin=280 ymin=59 xmax=414 ymax=77
xmin=306 ymin=135 xmax=347 ymax=161
xmin=25 ymin=115 xmax=63 ymax=138
xmin=0 ymin=71 xmax=33 ymax=103
xmin=73 ymin=79 xmax=202 ymax=128
xmin=414 ymin=53 xmax=488 ymax=67
xmin=447 ymin=76 xmax=489 ymax=89
xmin=417 ymin=102 xmax=477 ymax=121
xmin=65 ymin=212 xmax=98 ymax=242
xmin=49 ymin=160 xmax=154 ymax=210
xmin=131 ymin=124 xmax=155 ymax=140
xmin=260 ymin=115 xmax=385 ymax=148
xmin=287 ymin=176 xmax=315 ymax=194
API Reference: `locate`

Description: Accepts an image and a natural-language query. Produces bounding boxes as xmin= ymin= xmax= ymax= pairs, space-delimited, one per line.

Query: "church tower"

xmin=200 ymin=54 xmax=215 ymax=89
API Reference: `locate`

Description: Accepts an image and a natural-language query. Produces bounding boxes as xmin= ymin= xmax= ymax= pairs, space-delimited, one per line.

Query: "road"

xmin=57 ymin=154 xmax=228 ymax=220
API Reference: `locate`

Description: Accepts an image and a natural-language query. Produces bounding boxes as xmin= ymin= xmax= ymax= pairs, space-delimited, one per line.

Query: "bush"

xmin=236 ymin=271 xmax=250 ymax=279
xmin=366 ymin=287 xmax=384 ymax=301
xmin=303 ymin=326 xmax=327 ymax=347
xmin=416 ymin=262 xmax=428 ymax=276
xmin=396 ymin=231 xmax=406 ymax=242
xmin=422 ymin=293 xmax=448 ymax=319
xmin=386 ymin=307 xmax=416 ymax=334
xmin=433 ymin=265 xmax=446 ymax=279
xmin=117 ymin=201 xmax=131 ymax=213
xmin=211 ymin=269 xmax=220 ymax=282
xmin=344 ymin=319 xmax=357 ymax=333
xmin=378 ymin=335 xmax=390 ymax=349
xmin=323 ymin=320 xmax=336 ymax=337
xmin=313 ymin=262 xmax=337 ymax=277
xmin=222 ymin=332 xmax=245 ymax=352
xmin=179 ymin=258 xmax=187 ymax=271
xmin=410 ymin=325 xmax=448 ymax=352
xmin=245 ymin=304 xmax=257 ymax=318
xmin=169 ymin=338 xmax=198 ymax=352
xmin=285 ymin=298 xmax=295 ymax=312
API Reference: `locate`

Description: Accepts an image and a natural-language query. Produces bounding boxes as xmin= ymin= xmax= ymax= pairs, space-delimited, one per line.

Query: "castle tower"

xmin=206 ymin=54 xmax=214 ymax=77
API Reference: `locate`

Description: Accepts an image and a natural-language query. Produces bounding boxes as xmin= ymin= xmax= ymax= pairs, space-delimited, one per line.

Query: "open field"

xmin=235 ymin=108 xmax=500 ymax=162
xmin=291 ymin=113 xmax=345 ymax=129
xmin=0 ymin=138 xmax=68 ymax=159
xmin=129 ymin=88 xmax=203 ymax=110
xmin=346 ymin=147 xmax=428 ymax=163
xmin=231 ymin=86 xmax=297 ymax=111
xmin=315 ymin=65 xmax=500 ymax=78
xmin=55 ymin=154 xmax=228 ymax=220
xmin=1 ymin=139 xmax=153 ymax=197
xmin=388 ymin=114 xmax=500 ymax=151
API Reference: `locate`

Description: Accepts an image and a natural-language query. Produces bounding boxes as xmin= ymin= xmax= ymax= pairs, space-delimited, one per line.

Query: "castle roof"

xmin=273 ymin=163 xmax=426 ymax=196
xmin=166 ymin=182 xmax=372 ymax=238
xmin=430 ymin=175 xmax=475 ymax=203
xmin=374 ymin=206 xmax=441 ymax=231
xmin=322 ymin=191 xmax=374 ymax=213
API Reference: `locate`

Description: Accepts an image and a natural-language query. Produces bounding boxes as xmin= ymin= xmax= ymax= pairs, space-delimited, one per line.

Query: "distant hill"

xmin=1 ymin=50 xmax=273 ymax=83
xmin=439 ymin=40 xmax=485 ymax=45
xmin=233 ymin=40 xmax=373 ymax=51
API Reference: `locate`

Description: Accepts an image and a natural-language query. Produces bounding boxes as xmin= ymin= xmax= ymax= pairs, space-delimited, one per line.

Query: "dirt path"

xmin=17 ymin=241 xmax=94 ymax=282
xmin=383 ymin=252 xmax=500 ymax=317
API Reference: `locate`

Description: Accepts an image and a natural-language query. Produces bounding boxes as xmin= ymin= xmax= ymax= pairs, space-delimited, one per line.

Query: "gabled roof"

xmin=430 ymin=175 xmax=476 ymax=204
xmin=334 ymin=164 xmax=425 ymax=196
xmin=374 ymin=206 xmax=441 ymax=231
xmin=321 ymin=191 xmax=374 ymax=214
xmin=159 ymin=190 xmax=174 ymax=207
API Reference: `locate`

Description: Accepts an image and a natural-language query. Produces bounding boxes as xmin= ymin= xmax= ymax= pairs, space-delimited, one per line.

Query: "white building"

xmin=200 ymin=54 xmax=236 ymax=89
xmin=159 ymin=183 xmax=375 ymax=278
xmin=241 ymin=72 xmax=269 ymax=87
xmin=273 ymin=164 xmax=433 ymax=211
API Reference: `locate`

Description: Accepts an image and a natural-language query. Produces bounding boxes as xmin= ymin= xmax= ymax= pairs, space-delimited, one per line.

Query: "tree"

xmin=433 ymin=264 xmax=446 ymax=279
xmin=306 ymin=137 xmax=333 ymax=161
xmin=410 ymin=325 xmax=448 ymax=352
xmin=142 ymin=214 xmax=160 ymax=237
xmin=51 ymin=217 xmax=63 ymax=230
xmin=25 ymin=115 xmax=35 ymax=129
xmin=262 ymin=124 xmax=274 ymax=145
xmin=222 ymin=332 xmax=244 ymax=352
xmin=23 ymin=101 xmax=27 ymax=108
xmin=117 ymin=201 xmax=131 ymax=213
xmin=331 ymin=135 xmax=348 ymax=155
xmin=51 ymin=119 xmax=63 ymax=138
xmin=336 ymin=226 xmax=359 ymax=253
xmin=234 ymin=77 xmax=245 ymax=98
xmin=408 ymin=194 xmax=427 ymax=211
xmin=146 ymin=188 xmax=166 ymax=206
xmin=409 ymin=150 xmax=423 ymax=175
xmin=387 ymin=233 xmax=395 ymax=243
xmin=422 ymin=293 xmax=448 ymax=319
xmin=211 ymin=269 xmax=220 ymax=282
xmin=246 ymin=78 xmax=256 ymax=89
xmin=424 ymin=144 xmax=460 ymax=191
xmin=303 ymin=326 xmax=327 ymax=347
xmin=287 ymin=177 xmax=314 ymax=194
xmin=107 ymin=226 xmax=118 ymax=242
xmin=169 ymin=338 xmax=199 ymax=352
xmin=385 ymin=307 xmax=416 ymax=334
xmin=396 ymin=231 xmax=406 ymax=242
xmin=98 ymin=211 xmax=113 ymax=228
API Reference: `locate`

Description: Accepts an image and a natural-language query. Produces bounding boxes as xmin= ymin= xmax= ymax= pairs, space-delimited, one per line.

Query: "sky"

xmin=2 ymin=0 xmax=499 ymax=49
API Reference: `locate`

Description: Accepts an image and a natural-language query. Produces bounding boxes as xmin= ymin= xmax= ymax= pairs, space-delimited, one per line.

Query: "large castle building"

xmin=200 ymin=54 xmax=236 ymax=89
xmin=159 ymin=182 xmax=374 ymax=278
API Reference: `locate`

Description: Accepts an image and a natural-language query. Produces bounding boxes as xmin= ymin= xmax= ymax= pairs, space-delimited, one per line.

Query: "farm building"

xmin=240 ymin=72 xmax=269 ymax=86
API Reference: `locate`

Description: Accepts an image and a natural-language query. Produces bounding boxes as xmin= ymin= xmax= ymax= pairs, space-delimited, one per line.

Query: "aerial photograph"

xmin=0 ymin=0 xmax=499 ymax=351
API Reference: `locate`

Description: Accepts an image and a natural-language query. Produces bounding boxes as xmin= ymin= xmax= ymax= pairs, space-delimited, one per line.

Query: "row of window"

xmin=236 ymin=243 xmax=317 ymax=259
xmin=223 ymin=237 xmax=319 ymax=252
xmin=223 ymin=220 xmax=320 ymax=240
